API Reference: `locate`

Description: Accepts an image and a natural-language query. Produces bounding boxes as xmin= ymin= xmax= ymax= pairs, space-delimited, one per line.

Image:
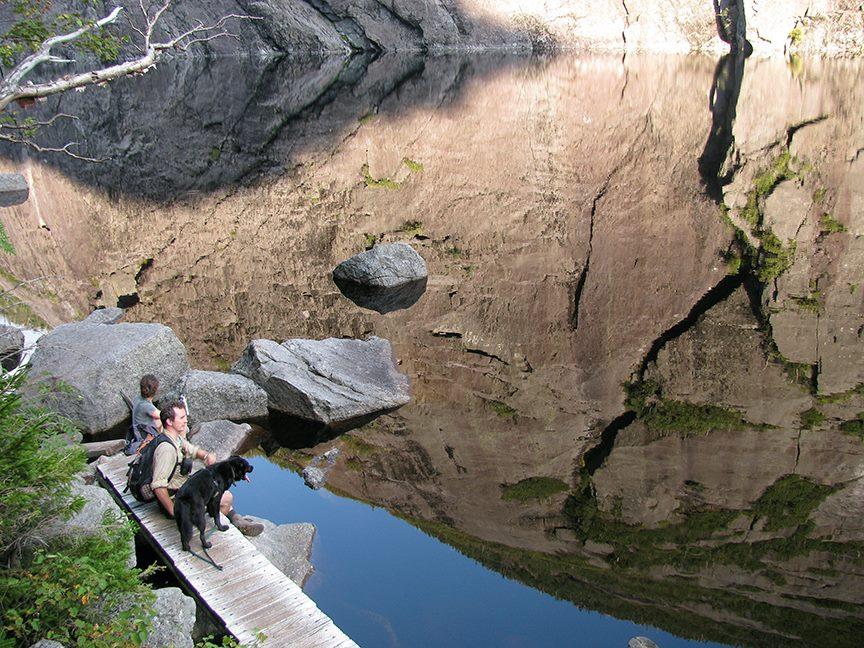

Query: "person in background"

xmin=128 ymin=374 xmax=162 ymax=453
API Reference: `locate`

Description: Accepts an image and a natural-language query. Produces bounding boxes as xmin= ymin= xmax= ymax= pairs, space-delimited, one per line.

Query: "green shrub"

xmin=0 ymin=370 xmax=154 ymax=646
xmin=752 ymin=475 xmax=836 ymax=531
xmin=799 ymin=407 xmax=826 ymax=429
xmin=501 ymin=477 xmax=568 ymax=501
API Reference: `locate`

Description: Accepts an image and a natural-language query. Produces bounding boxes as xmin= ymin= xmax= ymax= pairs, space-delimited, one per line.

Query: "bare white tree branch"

xmin=0 ymin=1 xmax=260 ymax=134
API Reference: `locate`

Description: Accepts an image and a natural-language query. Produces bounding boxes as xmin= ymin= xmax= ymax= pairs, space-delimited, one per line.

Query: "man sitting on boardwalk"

xmin=151 ymin=400 xmax=264 ymax=537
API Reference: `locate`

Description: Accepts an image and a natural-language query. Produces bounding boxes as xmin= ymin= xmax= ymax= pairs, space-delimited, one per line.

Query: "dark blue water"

xmin=233 ymin=456 xmax=727 ymax=648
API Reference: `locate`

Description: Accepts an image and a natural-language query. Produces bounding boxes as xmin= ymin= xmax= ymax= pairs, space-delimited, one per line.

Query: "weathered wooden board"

xmin=96 ymin=454 xmax=357 ymax=648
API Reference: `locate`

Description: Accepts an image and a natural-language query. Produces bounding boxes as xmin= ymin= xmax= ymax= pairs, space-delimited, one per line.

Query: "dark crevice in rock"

xmin=794 ymin=429 xmax=802 ymax=472
xmin=439 ymin=0 xmax=470 ymax=37
xmin=636 ymin=273 xmax=745 ymax=380
xmin=465 ymin=347 xmax=508 ymax=365
xmin=583 ymin=411 xmax=636 ymax=475
xmin=785 ymin=115 xmax=829 ymax=149
xmin=432 ymin=331 xmax=462 ymax=338
xmin=372 ymin=0 xmax=428 ymax=50
xmin=571 ymin=179 xmax=609 ymax=330
xmin=134 ymin=258 xmax=153 ymax=284
xmin=300 ymin=0 xmax=378 ymax=51
xmin=620 ymin=0 xmax=629 ymax=46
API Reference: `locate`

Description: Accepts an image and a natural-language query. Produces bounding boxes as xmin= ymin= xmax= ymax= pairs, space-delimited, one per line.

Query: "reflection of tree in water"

xmin=698 ymin=51 xmax=746 ymax=199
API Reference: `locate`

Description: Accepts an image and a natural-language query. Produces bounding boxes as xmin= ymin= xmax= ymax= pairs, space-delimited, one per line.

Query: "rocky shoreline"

xmin=10 ymin=303 xmax=411 ymax=647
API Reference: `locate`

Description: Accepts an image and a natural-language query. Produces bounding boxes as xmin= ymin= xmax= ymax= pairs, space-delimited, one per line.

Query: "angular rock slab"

xmin=0 ymin=172 xmax=29 ymax=207
xmin=232 ymin=336 xmax=410 ymax=428
xmin=247 ymin=518 xmax=315 ymax=586
xmin=333 ymin=242 xmax=428 ymax=313
xmin=0 ymin=324 xmax=25 ymax=371
xmin=24 ymin=318 xmax=189 ymax=434
xmin=143 ymin=587 xmax=196 ymax=648
xmin=165 ymin=370 xmax=268 ymax=424
xmin=188 ymin=419 xmax=256 ymax=461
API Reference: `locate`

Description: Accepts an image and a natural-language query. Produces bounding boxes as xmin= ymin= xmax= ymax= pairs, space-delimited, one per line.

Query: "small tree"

xmin=0 ymin=0 xmax=255 ymax=158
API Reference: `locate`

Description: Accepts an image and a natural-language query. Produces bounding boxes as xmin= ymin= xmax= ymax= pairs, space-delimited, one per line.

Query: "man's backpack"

xmin=125 ymin=433 xmax=180 ymax=502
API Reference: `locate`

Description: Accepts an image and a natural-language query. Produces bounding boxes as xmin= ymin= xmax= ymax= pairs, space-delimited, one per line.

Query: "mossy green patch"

xmin=642 ymin=399 xmax=760 ymax=435
xmin=402 ymin=157 xmax=424 ymax=173
xmin=361 ymin=163 xmax=401 ymax=190
xmin=396 ymin=220 xmax=424 ymax=238
xmin=488 ymin=399 xmax=517 ymax=418
xmin=342 ymin=433 xmax=378 ymax=457
xmin=839 ymin=413 xmax=864 ymax=440
xmin=799 ymin=407 xmax=826 ymax=429
xmin=757 ymin=231 xmax=796 ymax=283
xmin=501 ymin=476 xmax=569 ymax=501
xmin=363 ymin=233 xmax=378 ymax=249
xmin=791 ymin=292 xmax=822 ymax=314
xmin=820 ymin=213 xmax=846 ymax=234
xmin=751 ymin=475 xmax=837 ymax=531
xmin=816 ymin=383 xmax=864 ymax=405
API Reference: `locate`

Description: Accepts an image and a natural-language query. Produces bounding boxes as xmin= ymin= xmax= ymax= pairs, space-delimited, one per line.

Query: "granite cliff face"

xmin=22 ymin=0 xmax=864 ymax=55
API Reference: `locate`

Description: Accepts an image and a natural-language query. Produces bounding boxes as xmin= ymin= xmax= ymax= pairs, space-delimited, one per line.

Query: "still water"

xmin=2 ymin=49 xmax=864 ymax=646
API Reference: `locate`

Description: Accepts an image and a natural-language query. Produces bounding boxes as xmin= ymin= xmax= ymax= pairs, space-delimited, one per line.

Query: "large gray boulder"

xmin=23 ymin=318 xmax=189 ymax=434
xmin=333 ymin=243 xmax=428 ymax=313
xmin=232 ymin=337 xmax=410 ymax=428
xmin=165 ymin=370 xmax=268 ymax=424
xmin=0 ymin=172 xmax=29 ymax=207
xmin=333 ymin=243 xmax=427 ymax=288
xmin=143 ymin=588 xmax=196 ymax=648
xmin=188 ymin=419 xmax=256 ymax=461
xmin=246 ymin=518 xmax=315 ymax=586
xmin=0 ymin=324 xmax=25 ymax=370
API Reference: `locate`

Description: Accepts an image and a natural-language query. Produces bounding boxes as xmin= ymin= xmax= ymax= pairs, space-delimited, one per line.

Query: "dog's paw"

xmin=217 ymin=523 xmax=229 ymax=531
xmin=202 ymin=539 xmax=212 ymax=548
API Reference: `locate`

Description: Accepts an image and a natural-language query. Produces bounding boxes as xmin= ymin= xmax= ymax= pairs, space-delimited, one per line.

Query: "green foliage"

xmin=816 ymin=383 xmax=864 ymax=405
xmin=839 ymin=413 xmax=864 ymax=440
xmin=0 ymin=369 xmax=154 ymax=646
xmin=819 ymin=213 xmax=847 ymax=234
xmin=0 ymin=2 xmax=124 ymax=68
xmin=622 ymin=378 xmax=659 ymax=416
xmin=799 ymin=407 xmax=826 ymax=429
xmin=361 ymin=163 xmax=400 ymax=190
xmin=788 ymin=26 xmax=804 ymax=45
xmin=754 ymin=151 xmax=793 ymax=197
xmin=341 ymin=433 xmax=378 ymax=457
xmin=756 ymin=232 xmax=796 ymax=283
xmin=402 ymin=158 xmax=424 ymax=174
xmin=0 ymin=371 xmax=85 ymax=558
xmin=790 ymin=292 xmax=822 ymax=314
xmin=1 ymin=519 xmax=154 ymax=647
xmin=396 ymin=220 xmax=424 ymax=238
xmin=362 ymin=233 xmax=377 ymax=250
xmin=0 ymin=221 xmax=15 ymax=255
xmin=751 ymin=475 xmax=836 ymax=531
xmin=488 ymin=399 xmax=517 ymax=418
xmin=501 ymin=477 xmax=568 ymax=501
xmin=641 ymin=399 xmax=756 ymax=435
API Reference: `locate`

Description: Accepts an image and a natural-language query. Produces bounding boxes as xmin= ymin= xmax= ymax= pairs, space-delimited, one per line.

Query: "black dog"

xmin=174 ymin=455 xmax=253 ymax=554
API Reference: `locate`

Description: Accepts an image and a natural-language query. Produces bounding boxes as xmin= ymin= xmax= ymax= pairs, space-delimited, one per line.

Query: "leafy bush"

xmin=0 ymin=370 xmax=154 ymax=646
xmin=501 ymin=477 xmax=568 ymax=501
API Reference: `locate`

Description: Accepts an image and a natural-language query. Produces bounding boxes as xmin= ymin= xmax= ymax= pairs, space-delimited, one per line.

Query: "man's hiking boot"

xmin=231 ymin=515 xmax=264 ymax=537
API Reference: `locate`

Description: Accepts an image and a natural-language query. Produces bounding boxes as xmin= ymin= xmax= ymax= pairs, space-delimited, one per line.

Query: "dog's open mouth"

xmin=243 ymin=474 xmax=251 ymax=482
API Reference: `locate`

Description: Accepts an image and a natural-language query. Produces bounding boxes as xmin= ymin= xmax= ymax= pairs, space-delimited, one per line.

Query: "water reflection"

xmin=1 ymin=51 xmax=863 ymax=646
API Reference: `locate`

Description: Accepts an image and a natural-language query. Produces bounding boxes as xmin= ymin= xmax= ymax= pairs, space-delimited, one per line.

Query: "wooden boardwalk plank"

xmin=96 ymin=454 xmax=357 ymax=648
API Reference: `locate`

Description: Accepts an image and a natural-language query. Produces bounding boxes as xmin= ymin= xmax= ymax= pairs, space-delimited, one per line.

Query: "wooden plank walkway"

xmin=96 ymin=454 xmax=358 ymax=648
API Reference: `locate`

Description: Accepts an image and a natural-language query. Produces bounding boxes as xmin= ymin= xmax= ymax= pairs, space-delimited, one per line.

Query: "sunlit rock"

xmin=232 ymin=337 xmax=410 ymax=429
xmin=189 ymin=420 xmax=256 ymax=461
xmin=165 ymin=370 xmax=269 ymax=424
xmin=23 ymin=318 xmax=189 ymax=435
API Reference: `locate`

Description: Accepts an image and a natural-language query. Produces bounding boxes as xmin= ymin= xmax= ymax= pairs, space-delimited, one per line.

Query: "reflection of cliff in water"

xmin=2 ymin=52 xmax=864 ymax=644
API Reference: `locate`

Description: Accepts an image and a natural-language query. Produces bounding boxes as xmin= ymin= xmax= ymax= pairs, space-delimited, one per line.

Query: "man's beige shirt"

xmin=150 ymin=435 xmax=201 ymax=491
